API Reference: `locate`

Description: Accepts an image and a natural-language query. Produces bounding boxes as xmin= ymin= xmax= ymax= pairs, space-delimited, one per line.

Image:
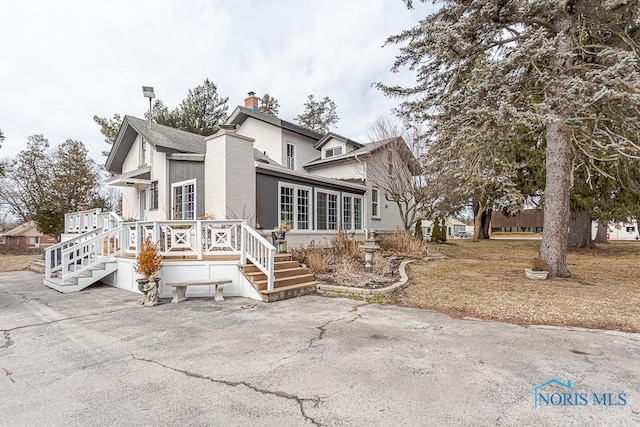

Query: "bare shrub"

xmin=306 ymin=250 xmax=329 ymax=274
xmin=331 ymin=225 xmax=362 ymax=259
xmin=530 ymin=257 xmax=549 ymax=271
xmin=378 ymin=230 xmax=423 ymax=255
xmin=291 ymin=240 xmax=329 ymax=274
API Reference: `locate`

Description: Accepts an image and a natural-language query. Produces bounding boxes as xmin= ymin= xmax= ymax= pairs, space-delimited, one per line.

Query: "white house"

xmin=44 ymin=93 xmax=419 ymax=302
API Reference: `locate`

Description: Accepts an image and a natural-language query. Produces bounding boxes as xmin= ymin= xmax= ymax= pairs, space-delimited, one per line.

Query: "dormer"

xmin=314 ymin=132 xmax=364 ymax=160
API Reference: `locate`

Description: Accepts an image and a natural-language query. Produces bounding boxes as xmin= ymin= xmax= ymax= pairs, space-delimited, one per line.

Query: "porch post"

xmin=240 ymin=221 xmax=247 ymax=265
xmin=196 ymin=220 xmax=203 ymax=260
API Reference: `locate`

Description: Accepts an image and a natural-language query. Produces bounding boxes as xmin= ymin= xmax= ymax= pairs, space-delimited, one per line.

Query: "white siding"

xmin=307 ymin=162 xmax=364 ymax=181
xmin=320 ymin=138 xmax=347 ymax=159
xmin=282 ymin=130 xmax=318 ymax=171
xmin=205 ymin=132 xmax=256 ymax=222
xmin=146 ymin=150 xmax=168 ymax=220
xmin=236 ymin=118 xmax=282 ymax=163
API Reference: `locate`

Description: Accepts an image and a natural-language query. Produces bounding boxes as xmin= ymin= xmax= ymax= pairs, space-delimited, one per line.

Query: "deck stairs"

xmin=44 ymin=257 xmax=118 ymax=293
xmin=240 ymin=253 xmax=319 ymax=302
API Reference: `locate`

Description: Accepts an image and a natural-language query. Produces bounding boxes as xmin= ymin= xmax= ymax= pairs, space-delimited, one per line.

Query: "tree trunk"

xmin=540 ymin=12 xmax=574 ymax=278
xmin=567 ymin=211 xmax=594 ymax=248
xmin=480 ymin=208 xmax=492 ymax=239
xmin=472 ymin=199 xmax=485 ymax=241
xmin=636 ymin=218 xmax=640 ymax=240
xmin=594 ymin=219 xmax=609 ymax=244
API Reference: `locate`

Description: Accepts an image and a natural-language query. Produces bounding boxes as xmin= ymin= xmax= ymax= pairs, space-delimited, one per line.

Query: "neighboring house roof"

xmin=226 ymin=106 xmax=324 ymax=141
xmin=3 ymin=221 xmax=41 ymax=237
xmin=105 ymin=116 xmax=206 ymax=173
xmin=313 ymin=132 xmax=364 ymax=150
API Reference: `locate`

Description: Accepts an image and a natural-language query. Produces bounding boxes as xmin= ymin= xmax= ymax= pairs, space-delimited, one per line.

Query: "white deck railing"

xmin=64 ymin=209 xmax=122 ymax=234
xmin=60 ymin=210 xmax=276 ymax=291
xmin=123 ymin=220 xmax=244 ymax=259
xmin=45 ymin=227 xmax=122 ymax=285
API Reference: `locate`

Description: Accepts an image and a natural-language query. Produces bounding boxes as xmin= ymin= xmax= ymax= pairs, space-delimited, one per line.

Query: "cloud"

xmin=0 ymin=0 xmax=435 ymax=162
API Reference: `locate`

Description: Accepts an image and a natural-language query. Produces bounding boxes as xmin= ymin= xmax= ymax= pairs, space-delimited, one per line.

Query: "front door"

xmin=139 ymin=189 xmax=147 ymax=221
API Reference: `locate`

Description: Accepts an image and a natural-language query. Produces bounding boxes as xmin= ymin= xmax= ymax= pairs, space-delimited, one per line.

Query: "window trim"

xmin=171 ymin=179 xmax=196 ymax=220
xmin=150 ymin=181 xmax=159 ymax=211
xmin=371 ymin=187 xmax=380 ymax=219
xmin=324 ymin=146 xmax=343 ymax=158
xmin=140 ymin=137 xmax=147 ymax=166
xmin=285 ymin=142 xmax=295 ymax=170
xmin=278 ymin=182 xmax=312 ymax=230
xmin=342 ymin=193 xmax=364 ymax=231
xmin=315 ymin=188 xmax=340 ymax=231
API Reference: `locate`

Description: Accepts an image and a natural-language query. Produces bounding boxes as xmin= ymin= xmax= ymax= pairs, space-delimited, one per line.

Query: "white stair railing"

xmin=241 ymin=223 xmax=276 ymax=291
xmin=45 ymin=227 xmax=122 ymax=286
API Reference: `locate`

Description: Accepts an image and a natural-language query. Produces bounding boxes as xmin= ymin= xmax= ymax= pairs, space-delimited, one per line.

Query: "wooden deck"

xmin=117 ymin=253 xmax=241 ymax=262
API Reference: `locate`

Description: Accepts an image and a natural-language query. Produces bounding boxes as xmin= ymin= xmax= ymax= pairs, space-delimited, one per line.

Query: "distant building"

xmin=491 ymin=209 xmax=638 ymax=240
xmin=0 ymin=221 xmax=57 ymax=250
xmin=491 ymin=210 xmax=544 ymax=233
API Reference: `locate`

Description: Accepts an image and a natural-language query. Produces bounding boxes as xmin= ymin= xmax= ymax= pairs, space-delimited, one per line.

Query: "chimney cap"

xmin=220 ymin=123 xmax=237 ymax=132
xmin=247 ymin=91 xmax=256 ymax=97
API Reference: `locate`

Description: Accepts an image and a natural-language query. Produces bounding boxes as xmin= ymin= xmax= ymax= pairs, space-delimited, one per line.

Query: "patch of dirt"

xmin=315 ymin=254 xmax=401 ymax=289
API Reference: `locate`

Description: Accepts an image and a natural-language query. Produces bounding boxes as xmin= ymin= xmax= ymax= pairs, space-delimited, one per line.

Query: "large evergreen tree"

xmin=174 ymin=78 xmax=229 ymax=136
xmin=378 ymin=0 xmax=640 ymax=277
xmin=0 ymin=136 xmax=101 ymax=239
xmin=93 ymin=113 xmax=122 ymax=157
xmin=294 ymin=94 xmax=339 ymax=133
xmin=258 ymin=93 xmax=280 ymax=116
xmin=97 ymin=79 xmax=229 ymax=156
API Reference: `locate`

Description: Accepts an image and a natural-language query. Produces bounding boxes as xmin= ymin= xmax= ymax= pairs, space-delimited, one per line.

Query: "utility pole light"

xmin=142 ymin=86 xmax=155 ymax=127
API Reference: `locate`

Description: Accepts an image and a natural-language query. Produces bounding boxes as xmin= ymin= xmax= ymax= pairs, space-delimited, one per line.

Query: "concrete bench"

xmin=167 ymin=279 xmax=232 ymax=303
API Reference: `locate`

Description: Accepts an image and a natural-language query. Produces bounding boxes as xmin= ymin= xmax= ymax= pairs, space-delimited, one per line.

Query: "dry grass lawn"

xmin=391 ymin=240 xmax=640 ymax=332
xmin=0 ymin=254 xmax=35 ymax=272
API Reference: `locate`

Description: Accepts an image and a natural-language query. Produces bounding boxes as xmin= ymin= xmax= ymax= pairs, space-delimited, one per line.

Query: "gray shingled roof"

xmin=253 ymin=149 xmax=280 ymax=166
xmin=313 ymin=132 xmax=364 ymax=150
xmin=304 ymin=137 xmax=397 ymax=169
xmin=227 ymin=106 xmax=324 ymax=141
xmin=125 ymin=116 xmax=206 ymax=153
xmin=105 ymin=116 xmax=206 ymax=172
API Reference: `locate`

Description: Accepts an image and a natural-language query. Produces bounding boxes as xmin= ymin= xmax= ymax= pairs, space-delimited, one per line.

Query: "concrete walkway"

xmin=1 ymin=271 xmax=639 ymax=426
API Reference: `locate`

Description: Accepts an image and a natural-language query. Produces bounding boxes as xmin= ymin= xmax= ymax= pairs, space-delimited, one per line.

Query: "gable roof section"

xmin=105 ymin=116 xmax=205 ymax=173
xmin=304 ymin=137 xmax=413 ymax=169
xmin=226 ymin=106 xmax=324 ymax=141
xmin=313 ymin=132 xmax=364 ymax=150
xmin=3 ymin=221 xmax=39 ymax=237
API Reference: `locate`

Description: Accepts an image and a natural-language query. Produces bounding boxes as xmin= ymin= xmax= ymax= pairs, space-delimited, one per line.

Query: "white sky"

xmin=0 ymin=0 xmax=434 ymax=164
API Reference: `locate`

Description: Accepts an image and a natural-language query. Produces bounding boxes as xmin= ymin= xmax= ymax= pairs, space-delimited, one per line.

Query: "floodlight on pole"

xmin=142 ymin=86 xmax=155 ymax=127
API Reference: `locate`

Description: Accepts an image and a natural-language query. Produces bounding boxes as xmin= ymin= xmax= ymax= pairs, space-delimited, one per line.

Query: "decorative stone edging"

xmin=316 ymin=259 xmax=416 ymax=298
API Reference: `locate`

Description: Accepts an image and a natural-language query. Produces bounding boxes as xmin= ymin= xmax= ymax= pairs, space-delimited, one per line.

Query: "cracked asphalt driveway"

xmin=1 ymin=271 xmax=639 ymax=426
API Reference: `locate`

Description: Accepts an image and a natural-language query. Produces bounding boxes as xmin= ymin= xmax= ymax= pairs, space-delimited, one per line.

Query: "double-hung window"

xmin=279 ymin=183 xmax=311 ymax=230
xmin=140 ymin=137 xmax=147 ymax=165
xmin=286 ymin=143 xmax=295 ymax=170
xmin=150 ymin=181 xmax=159 ymax=210
xmin=172 ymin=179 xmax=196 ymax=220
xmin=371 ymin=188 xmax=379 ymax=218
